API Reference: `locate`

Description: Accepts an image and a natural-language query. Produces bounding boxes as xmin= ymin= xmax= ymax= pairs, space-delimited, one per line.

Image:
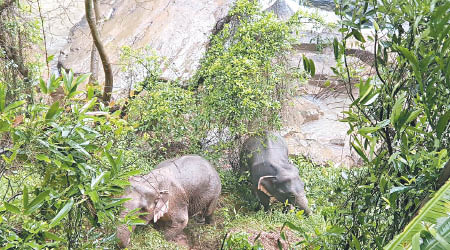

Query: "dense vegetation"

xmin=0 ymin=0 xmax=449 ymax=249
xmin=331 ymin=0 xmax=450 ymax=248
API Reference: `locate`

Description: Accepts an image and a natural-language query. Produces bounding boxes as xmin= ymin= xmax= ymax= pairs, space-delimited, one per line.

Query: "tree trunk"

xmin=89 ymin=0 xmax=101 ymax=83
xmin=85 ymin=0 xmax=113 ymax=103
xmin=437 ymin=159 xmax=450 ymax=189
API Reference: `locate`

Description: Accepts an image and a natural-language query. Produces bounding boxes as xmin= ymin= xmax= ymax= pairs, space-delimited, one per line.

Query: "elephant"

xmin=116 ymin=155 xmax=221 ymax=248
xmin=239 ymin=132 xmax=311 ymax=215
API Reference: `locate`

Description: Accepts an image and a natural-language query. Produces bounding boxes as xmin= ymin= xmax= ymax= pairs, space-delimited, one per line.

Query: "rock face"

xmin=59 ymin=0 xmax=234 ymax=94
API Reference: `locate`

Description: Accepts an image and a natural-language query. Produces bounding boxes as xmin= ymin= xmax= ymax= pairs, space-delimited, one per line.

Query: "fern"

xmin=384 ymin=180 xmax=450 ymax=250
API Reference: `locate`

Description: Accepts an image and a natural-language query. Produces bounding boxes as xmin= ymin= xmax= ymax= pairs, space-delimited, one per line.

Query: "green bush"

xmin=128 ymin=80 xmax=195 ymax=155
xmin=194 ymin=0 xmax=300 ymax=140
xmin=0 ymin=72 xmax=135 ymax=248
xmin=330 ymin=0 xmax=450 ymax=248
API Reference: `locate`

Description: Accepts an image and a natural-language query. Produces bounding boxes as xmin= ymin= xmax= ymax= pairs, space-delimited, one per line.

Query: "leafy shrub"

xmin=128 ymin=80 xmax=195 ymax=156
xmin=193 ymin=0 xmax=300 ymax=146
xmin=330 ymin=0 xmax=450 ymax=248
xmin=0 ymin=72 xmax=135 ymax=248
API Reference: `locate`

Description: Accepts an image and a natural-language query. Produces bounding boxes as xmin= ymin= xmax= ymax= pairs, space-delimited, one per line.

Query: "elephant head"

xmin=257 ymin=171 xmax=311 ymax=216
xmin=117 ymin=175 xmax=170 ymax=248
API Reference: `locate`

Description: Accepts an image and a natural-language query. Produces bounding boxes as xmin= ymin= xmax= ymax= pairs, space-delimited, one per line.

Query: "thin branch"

xmin=37 ymin=0 xmax=50 ymax=77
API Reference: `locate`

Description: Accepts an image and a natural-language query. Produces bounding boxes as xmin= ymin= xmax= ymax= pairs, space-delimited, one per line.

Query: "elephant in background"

xmin=240 ymin=132 xmax=312 ymax=215
xmin=116 ymin=155 xmax=221 ymax=248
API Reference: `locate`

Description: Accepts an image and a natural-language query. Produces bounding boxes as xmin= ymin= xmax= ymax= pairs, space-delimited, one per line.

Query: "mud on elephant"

xmin=239 ymin=132 xmax=312 ymax=215
xmin=116 ymin=155 xmax=221 ymax=248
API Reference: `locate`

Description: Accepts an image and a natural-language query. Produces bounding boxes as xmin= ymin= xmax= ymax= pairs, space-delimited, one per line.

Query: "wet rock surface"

xmin=59 ymin=0 xmax=234 ymax=93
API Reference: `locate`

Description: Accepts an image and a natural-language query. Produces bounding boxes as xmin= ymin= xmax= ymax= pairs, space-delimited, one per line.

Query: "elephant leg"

xmin=163 ymin=206 xmax=188 ymax=241
xmin=204 ymin=197 xmax=219 ymax=224
xmin=256 ymin=190 xmax=271 ymax=211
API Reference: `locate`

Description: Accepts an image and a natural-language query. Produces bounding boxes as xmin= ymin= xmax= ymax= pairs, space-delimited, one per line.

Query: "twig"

xmin=37 ymin=0 xmax=50 ymax=77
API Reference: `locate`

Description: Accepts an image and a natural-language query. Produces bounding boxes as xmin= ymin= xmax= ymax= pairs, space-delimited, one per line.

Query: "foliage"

xmin=385 ymin=179 xmax=450 ymax=249
xmin=331 ymin=0 xmax=450 ymax=248
xmin=120 ymin=46 xmax=198 ymax=163
xmin=222 ymin=232 xmax=264 ymax=250
xmin=127 ymin=79 xmax=195 ymax=157
xmin=0 ymin=72 xmax=134 ymax=249
xmin=193 ymin=0 xmax=301 ymax=143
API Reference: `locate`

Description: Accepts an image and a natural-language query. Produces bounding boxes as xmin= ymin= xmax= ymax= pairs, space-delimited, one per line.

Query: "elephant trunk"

xmin=117 ymin=207 xmax=135 ymax=248
xmin=117 ymin=224 xmax=132 ymax=248
xmin=294 ymin=194 xmax=312 ymax=216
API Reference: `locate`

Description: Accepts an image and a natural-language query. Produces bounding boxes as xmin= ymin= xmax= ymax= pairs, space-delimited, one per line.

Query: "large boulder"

xmin=58 ymin=0 xmax=234 ymax=95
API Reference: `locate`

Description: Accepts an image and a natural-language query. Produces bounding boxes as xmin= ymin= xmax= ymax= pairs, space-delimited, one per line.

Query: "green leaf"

xmin=74 ymin=73 xmax=90 ymax=87
xmin=351 ymin=141 xmax=369 ymax=162
xmin=0 ymin=120 xmax=10 ymax=133
xmin=67 ymin=140 xmax=91 ymax=159
xmin=23 ymin=185 xmax=29 ymax=209
xmin=352 ymin=29 xmax=366 ymax=43
xmin=4 ymin=100 xmax=26 ymax=113
xmin=49 ymin=198 xmax=74 ymax=228
xmin=87 ymin=85 xmax=94 ymax=100
xmin=91 ymin=171 xmax=107 ymax=190
xmin=359 ymin=127 xmax=380 ymax=135
xmin=79 ymin=97 xmax=97 ymax=114
xmin=104 ymin=150 xmax=117 ymax=175
xmin=373 ymin=20 xmax=380 ymax=31
xmin=47 ymin=54 xmax=55 ymax=62
xmin=25 ymin=190 xmax=50 ymax=215
xmin=333 ymin=38 xmax=339 ymax=60
xmin=0 ymin=82 xmax=6 ymax=112
xmin=377 ymin=119 xmax=391 ymax=129
xmin=391 ymin=93 xmax=406 ymax=125
xmin=40 ymin=78 xmax=48 ymax=94
xmin=88 ymin=191 xmax=99 ymax=203
xmin=4 ymin=202 xmax=20 ymax=214
xmin=44 ymin=232 xmax=66 ymax=242
xmin=352 ymin=234 xmax=362 ymax=250
xmin=45 ymin=101 xmax=61 ymax=122
xmin=308 ymin=58 xmax=315 ymax=77
xmin=302 ymin=55 xmax=310 ymax=73
xmin=411 ymin=232 xmax=420 ymax=250
xmin=362 ymin=93 xmax=379 ymax=106
xmin=36 ymin=154 xmax=51 ymax=163
xmin=396 ymin=46 xmax=422 ymax=91
xmin=405 ymin=110 xmax=422 ymax=126
xmin=105 ymin=198 xmax=131 ymax=209
xmin=436 ymin=110 xmax=450 ymax=138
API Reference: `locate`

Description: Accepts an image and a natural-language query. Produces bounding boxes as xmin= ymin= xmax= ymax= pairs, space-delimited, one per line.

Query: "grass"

xmin=127 ymin=156 xmax=347 ymax=249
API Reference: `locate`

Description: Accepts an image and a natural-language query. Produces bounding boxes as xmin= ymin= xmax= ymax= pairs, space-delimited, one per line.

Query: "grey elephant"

xmin=239 ymin=132 xmax=311 ymax=215
xmin=116 ymin=155 xmax=221 ymax=248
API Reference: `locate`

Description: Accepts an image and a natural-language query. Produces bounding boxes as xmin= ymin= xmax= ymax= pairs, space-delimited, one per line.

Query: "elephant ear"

xmin=258 ymin=176 xmax=276 ymax=197
xmin=153 ymin=190 xmax=169 ymax=223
